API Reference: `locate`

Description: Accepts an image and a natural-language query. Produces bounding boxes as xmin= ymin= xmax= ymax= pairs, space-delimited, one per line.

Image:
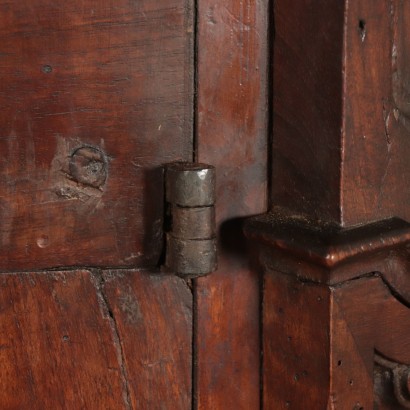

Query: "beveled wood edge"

xmin=244 ymin=213 xmax=410 ymax=285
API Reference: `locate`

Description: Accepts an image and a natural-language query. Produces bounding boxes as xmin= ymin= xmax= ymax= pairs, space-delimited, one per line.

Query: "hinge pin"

xmin=165 ymin=162 xmax=217 ymax=278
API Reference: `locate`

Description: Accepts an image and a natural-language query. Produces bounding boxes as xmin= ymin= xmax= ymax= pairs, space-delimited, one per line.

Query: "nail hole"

xmin=349 ymin=379 xmax=354 ymax=386
xmin=358 ymin=19 xmax=366 ymax=41
xmin=42 ymin=64 xmax=53 ymax=74
xmin=62 ymin=335 xmax=69 ymax=342
xmin=338 ymin=360 xmax=342 ymax=366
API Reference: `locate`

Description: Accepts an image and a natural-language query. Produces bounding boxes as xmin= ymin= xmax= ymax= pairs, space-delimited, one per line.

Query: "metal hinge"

xmin=164 ymin=162 xmax=217 ymax=279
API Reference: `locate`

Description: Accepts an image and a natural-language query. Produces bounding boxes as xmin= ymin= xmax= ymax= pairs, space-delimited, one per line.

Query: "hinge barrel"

xmin=164 ymin=162 xmax=217 ymax=278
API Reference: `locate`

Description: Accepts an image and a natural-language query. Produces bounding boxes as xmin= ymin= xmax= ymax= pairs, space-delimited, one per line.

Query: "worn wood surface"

xmin=0 ymin=270 xmax=127 ymax=409
xmin=103 ymin=271 xmax=192 ymax=409
xmin=342 ymin=0 xmax=410 ymax=226
xmin=272 ymin=0 xmax=410 ymax=227
xmin=272 ymin=0 xmax=345 ymax=224
xmin=257 ymin=0 xmax=410 ymax=407
xmin=264 ymin=270 xmax=410 ymax=409
xmin=196 ymin=0 xmax=269 ymax=407
xmin=263 ymin=271 xmax=331 ymax=410
xmin=0 ymin=270 xmax=192 ymax=409
xmin=0 ymin=1 xmax=193 ymax=270
xmin=334 ymin=276 xmax=410 ymax=409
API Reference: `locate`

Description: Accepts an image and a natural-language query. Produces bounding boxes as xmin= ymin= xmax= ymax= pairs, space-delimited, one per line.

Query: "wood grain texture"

xmin=342 ymin=0 xmax=410 ymax=225
xmin=196 ymin=0 xmax=269 ymax=408
xmin=0 ymin=270 xmax=128 ymax=409
xmin=263 ymin=271 xmax=331 ymax=410
xmin=0 ymin=0 xmax=193 ymax=270
xmin=264 ymin=272 xmax=410 ymax=409
xmin=259 ymin=0 xmax=410 ymax=407
xmin=333 ymin=275 xmax=410 ymax=408
xmin=272 ymin=0 xmax=345 ymax=224
xmin=102 ymin=270 xmax=193 ymax=410
xmin=0 ymin=269 xmax=193 ymax=409
xmin=272 ymin=0 xmax=410 ymax=227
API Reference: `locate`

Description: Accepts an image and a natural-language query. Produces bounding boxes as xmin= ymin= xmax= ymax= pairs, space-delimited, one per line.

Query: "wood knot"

xmin=69 ymin=146 xmax=107 ymax=188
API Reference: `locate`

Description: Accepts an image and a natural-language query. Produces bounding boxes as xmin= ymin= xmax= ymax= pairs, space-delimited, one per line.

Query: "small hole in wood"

xmin=42 ymin=64 xmax=53 ymax=74
xmin=349 ymin=379 xmax=354 ymax=386
xmin=358 ymin=19 xmax=366 ymax=41
xmin=338 ymin=360 xmax=342 ymax=366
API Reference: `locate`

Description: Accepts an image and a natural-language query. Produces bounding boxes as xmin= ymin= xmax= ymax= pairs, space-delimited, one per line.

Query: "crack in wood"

xmin=91 ymin=270 xmax=133 ymax=410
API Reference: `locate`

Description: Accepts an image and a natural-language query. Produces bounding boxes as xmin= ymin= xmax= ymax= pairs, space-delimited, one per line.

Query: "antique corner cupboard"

xmin=0 ymin=1 xmax=408 ymax=409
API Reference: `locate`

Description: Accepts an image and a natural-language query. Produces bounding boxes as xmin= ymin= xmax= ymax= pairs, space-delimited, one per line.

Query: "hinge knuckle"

xmin=165 ymin=162 xmax=217 ymax=278
xmin=166 ymin=162 xmax=216 ymax=207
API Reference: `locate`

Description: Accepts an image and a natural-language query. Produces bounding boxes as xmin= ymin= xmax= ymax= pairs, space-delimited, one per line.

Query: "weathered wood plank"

xmin=263 ymin=271 xmax=331 ymax=410
xmin=272 ymin=0 xmax=345 ymax=224
xmin=196 ymin=0 xmax=269 ymax=407
xmin=102 ymin=270 xmax=193 ymax=410
xmin=0 ymin=270 xmax=129 ymax=409
xmin=342 ymin=0 xmax=410 ymax=225
xmin=272 ymin=0 xmax=410 ymax=226
xmin=0 ymin=0 xmax=193 ymax=270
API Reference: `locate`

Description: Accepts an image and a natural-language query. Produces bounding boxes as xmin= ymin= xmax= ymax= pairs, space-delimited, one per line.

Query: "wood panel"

xmin=0 ymin=269 xmax=192 ymax=409
xmin=342 ymin=0 xmax=410 ymax=225
xmin=272 ymin=0 xmax=410 ymax=227
xmin=0 ymin=270 xmax=127 ymax=409
xmin=272 ymin=0 xmax=345 ymax=224
xmin=0 ymin=0 xmax=193 ymax=270
xmin=196 ymin=0 xmax=269 ymax=408
xmin=263 ymin=271 xmax=331 ymax=409
xmin=256 ymin=0 xmax=410 ymax=407
xmin=103 ymin=270 xmax=192 ymax=410
xmin=264 ymin=271 xmax=410 ymax=409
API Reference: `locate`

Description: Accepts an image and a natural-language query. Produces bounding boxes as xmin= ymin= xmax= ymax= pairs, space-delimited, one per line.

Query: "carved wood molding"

xmin=375 ymin=353 xmax=410 ymax=409
xmin=245 ymin=213 xmax=410 ymax=293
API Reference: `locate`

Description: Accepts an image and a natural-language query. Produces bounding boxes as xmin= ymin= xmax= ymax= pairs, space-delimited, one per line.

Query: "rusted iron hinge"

xmin=164 ymin=162 xmax=217 ymax=278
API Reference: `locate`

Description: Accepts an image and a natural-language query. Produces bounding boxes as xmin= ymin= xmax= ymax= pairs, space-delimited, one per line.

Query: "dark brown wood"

xmin=247 ymin=0 xmax=410 ymax=408
xmin=272 ymin=0 xmax=345 ymax=224
xmin=0 ymin=0 xmax=193 ymax=270
xmin=246 ymin=214 xmax=410 ymax=408
xmin=246 ymin=215 xmax=410 ymax=285
xmin=102 ymin=271 xmax=193 ymax=409
xmin=272 ymin=0 xmax=410 ymax=227
xmin=196 ymin=0 xmax=269 ymax=407
xmin=263 ymin=270 xmax=410 ymax=409
xmin=0 ymin=270 xmax=128 ymax=409
xmin=342 ymin=0 xmax=410 ymax=225
xmin=0 ymin=269 xmax=192 ymax=409
xmin=263 ymin=271 xmax=331 ymax=409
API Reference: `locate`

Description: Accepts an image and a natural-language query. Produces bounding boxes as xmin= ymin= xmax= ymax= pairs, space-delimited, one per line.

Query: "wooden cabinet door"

xmin=0 ymin=2 xmax=194 ymax=408
xmin=0 ymin=1 xmax=268 ymax=409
